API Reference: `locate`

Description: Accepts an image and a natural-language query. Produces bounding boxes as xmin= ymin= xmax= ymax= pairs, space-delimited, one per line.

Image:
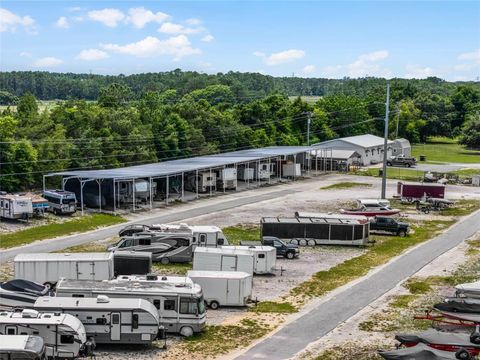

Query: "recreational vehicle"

xmin=237 ymin=167 xmax=254 ymax=181
xmin=193 ymin=247 xmax=255 ymax=275
xmin=0 ymin=335 xmax=47 ymax=360
xmin=24 ymin=193 xmax=49 ymax=217
xmin=261 ymin=216 xmax=370 ymax=246
xmin=221 ymin=246 xmax=276 ymax=274
xmin=187 ymin=271 xmax=253 ymax=309
xmin=185 ymin=172 xmax=217 ymax=193
xmin=216 ymin=168 xmax=237 ymax=190
xmin=0 ymin=193 xmax=33 ymax=220
xmin=117 ymin=180 xmax=157 ymax=204
xmin=0 ymin=310 xmax=87 ymax=359
xmin=34 ymin=295 xmax=160 ymax=345
xmin=55 ymin=278 xmax=206 ymax=337
xmin=42 ymin=190 xmax=76 ymax=215
xmin=14 ymin=253 xmax=115 ymax=287
xmin=0 ymin=280 xmax=54 ymax=308
xmin=254 ymin=163 xmax=271 ymax=180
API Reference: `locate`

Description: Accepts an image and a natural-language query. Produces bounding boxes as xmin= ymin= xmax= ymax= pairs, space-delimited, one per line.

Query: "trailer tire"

xmin=43 ymin=282 xmax=54 ymax=290
xmin=406 ymin=163 xmax=411 ymax=168
xmin=423 ymin=208 xmax=430 ymax=214
xmin=397 ymin=230 xmax=406 ymax=238
xmin=299 ymin=239 xmax=307 ymax=246
xmin=307 ymin=240 xmax=316 ymax=246
xmin=291 ymin=239 xmax=299 ymax=245
xmin=180 ymin=326 xmax=194 ymax=337
xmin=286 ymin=251 xmax=295 ymax=260
xmin=455 ymin=349 xmax=471 ymax=360
xmin=387 ymin=162 xmax=392 ymax=166
xmin=470 ymin=333 xmax=480 ymax=344
xmin=209 ymin=301 xmax=220 ymax=310
xmin=160 ymin=257 xmax=170 ymax=265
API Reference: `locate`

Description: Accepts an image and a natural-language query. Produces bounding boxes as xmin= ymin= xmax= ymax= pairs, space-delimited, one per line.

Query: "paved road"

xmin=0 ymin=189 xmax=295 ymax=262
xmin=236 ymin=210 xmax=480 ymax=360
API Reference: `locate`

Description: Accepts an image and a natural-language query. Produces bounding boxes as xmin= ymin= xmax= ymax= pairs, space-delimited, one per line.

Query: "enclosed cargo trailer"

xmin=193 ymin=247 xmax=255 ymax=274
xmin=396 ymin=181 xmax=445 ymax=201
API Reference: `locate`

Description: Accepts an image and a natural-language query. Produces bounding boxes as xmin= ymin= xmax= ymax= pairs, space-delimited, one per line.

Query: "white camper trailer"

xmin=55 ymin=278 xmax=206 ymax=337
xmin=0 ymin=194 xmax=33 ymax=220
xmin=221 ymin=246 xmax=276 ymax=274
xmin=187 ymin=270 xmax=252 ymax=309
xmin=282 ymin=163 xmax=301 ymax=177
xmin=185 ymin=172 xmax=216 ymax=193
xmin=14 ymin=253 xmax=115 ymax=287
xmin=0 ymin=335 xmax=47 ymax=360
xmin=0 ymin=309 xmax=87 ymax=359
xmin=34 ymin=295 xmax=160 ymax=345
xmin=193 ymin=247 xmax=255 ymax=275
xmin=237 ymin=167 xmax=254 ymax=181
xmin=217 ymin=168 xmax=237 ymax=190
xmin=254 ymin=163 xmax=271 ymax=180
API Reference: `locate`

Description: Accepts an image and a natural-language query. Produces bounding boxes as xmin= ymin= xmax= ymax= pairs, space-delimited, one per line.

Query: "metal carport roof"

xmin=48 ymin=146 xmax=312 ymax=180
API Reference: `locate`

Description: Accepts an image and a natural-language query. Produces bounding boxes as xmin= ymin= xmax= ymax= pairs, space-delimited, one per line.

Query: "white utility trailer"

xmin=221 ymin=246 xmax=276 ymax=274
xmin=217 ymin=168 xmax=237 ymax=190
xmin=193 ymin=247 xmax=255 ymax=275
xmin=0 ymin=194 xmax=33 ymax=220
xmin=14 ymin=253 xmax=115 ymax=287
xmin=187 ymin=270 xmax=252 ymax=309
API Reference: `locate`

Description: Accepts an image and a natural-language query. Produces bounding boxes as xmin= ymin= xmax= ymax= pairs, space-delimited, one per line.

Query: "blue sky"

xmin=1 ymin=1 xmax=479 ymax=80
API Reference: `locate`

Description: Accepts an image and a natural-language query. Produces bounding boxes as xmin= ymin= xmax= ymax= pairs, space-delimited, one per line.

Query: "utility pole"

xmin=306 ymin=113 xmax=311 ymax=146
xmin=395 ymin=103 xmax=400 ymax=139
xmin=381 ymin=83 xmax=390 ymax=199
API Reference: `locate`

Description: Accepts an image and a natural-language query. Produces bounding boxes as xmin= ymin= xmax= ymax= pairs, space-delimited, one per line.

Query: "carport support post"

xmin=132 ymin=179 xmax=136 ymax=212
xmin=96 ymin=179 xmax=102 ymax=212
xmin=80 ymin=180 xmax=85 ymax=216
xmin=42 ymin=175 xmax=46 ymax=193
xmin=278 ymin=156 xmax=281 ymax=182
xmin=196 ymin=169 xmax=199 ymax=199
xmin=113 ymin=180 xmax=116 ymax=214
xmin=181 ymin=172 xmax=184 ymax=201
xmin=293 ymin=154 xmax=296 ymax=181
xmin=247 ymin=163 xmax=250 ymax=189
xmin=209 ymin=168 xmax=213 ymax=196
xmin=223 ymin=166 xmax=226 ymax=193
xmin=257 ymin=161 xmax=260 ymax=187
xmin=166 ymin=176 xmax=169 ymax=206
xmin=149 ymin=177 xmax=153 ymax=210
xmin=268 ymin=158 xmax=271 ymax=184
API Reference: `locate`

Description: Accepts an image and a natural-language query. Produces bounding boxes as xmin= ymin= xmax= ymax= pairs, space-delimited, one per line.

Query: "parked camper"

xmin=0 ymin=335 xmax=46 ymax=360
xmin=0 ymin=310 xmax=87 ymax=359
xmin=34 ymin=295 xmax=160 ymax=345
xmin=254 ymin=163 xmax=271 ymax=180
xmin=55 ymin=278 xmax=206 ymax=337
xmin=117 ymin=180 xmax=157 ymax=204
xmin=113 ymin=251 xmax=152 ymax=276
xmin=0 ymin=279 xmax=54 ymax=309
xmin=237 ymin=167 xmax=254 ymax=181
xmin=282 ymin=163 xmax=301 ymax=177
xmin=0 ymin=193 xmax=33 ymax=220
xmin=23 ymin=193 xmax=49 ymax=217
xmin=261 ymin=216 xmax=370 ymax=246
xmin=185 ymin=172 xmax=216 ymax=193
xmin=187 ymin=271 xmax=253 ymax=309
xmin=216 ymin=168 xmax=237 ymax=190
xmin=396 ymin=181 xmax=445 ymax=202
xmin=14 ymin=253 xmax=115 ymax=287
xmin=42 ymin=189 xmax=76 ymax=215
xmin=193 ymin=247 xmax=255 ymax=275
xmin=221 ymin=246 xmax=276 ymax=274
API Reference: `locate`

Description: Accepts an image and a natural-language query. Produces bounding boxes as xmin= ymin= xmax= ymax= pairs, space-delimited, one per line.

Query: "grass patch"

xmin=183 ymin=318 xmax=271 ymax=356
xmin=412 ymin=142 xmax=480 ymax=163
xmin=314 ymin=343 xmax=386 ymax=360
xmin=222 ymin=225 xmax=260 ymax=245
xmin=0 ymin=214 xmax=126 ymax=249
xmin=356 ymin=167 xmax=424 ymax=182
xmin=390 ymin=294 xmax=417 ymax=309
xmin=404 ymin=279 xmax=432 ymax=294
xmin=251 ymin=301 xmax=297 ymax=313
xmin=321 ymin=182 xmax=373 ymax=190
xmin=151 ymin=262 xmax=192 ymax=276
xmin=56 ymin=240 xmax=117 ymax=253
xmin=440 ymin=199 xmax=480 ymax=217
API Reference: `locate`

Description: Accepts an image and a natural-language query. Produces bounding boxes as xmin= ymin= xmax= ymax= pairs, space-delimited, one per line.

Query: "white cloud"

xmin=453 ymin=63 xmax=475 ymax=72
xmin=201 ymin=34 xmax=214 ymax=43
xmin=185 ymin=18 xmax=201 ymax=26
xmin=67 ymin=6 xmax=82 ymax=12
xmin=20 ymin=51 xmax=32 ymax=57
xmin=0 ymin=8 xmax=36 ymax=33
xmin=322 ymin=50 xmax=391 ymax=78
xmin=458 ymin=49 xmax=480 ymax=63
xmin=77 ymin=49 xmax=109 ymax=61
xmin=126 ymin=7 xmax=169 ymax=28
xmin=55 ymin=16 xmax=69 ymax=29
xmin=158 ymin=22 xmax=202 ymax=35
xmin=33 ymin=57 xmax=63 ymax=68
xmin=302 ymin=65 xmax=316 ymax=74
xmin=101 ymin=35 xmax=201 ymax=60
xmin=405 ymin=64 xmax=434 ymax=79
xmin=254 ymin=49 xmax=305 ymax=66
xmin=88 ymin=8 xmax=125 ymax=27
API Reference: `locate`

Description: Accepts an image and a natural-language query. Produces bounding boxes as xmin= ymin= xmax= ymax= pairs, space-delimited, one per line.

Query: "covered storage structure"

xmin=193 ymin=247 xmax=255 ymax=274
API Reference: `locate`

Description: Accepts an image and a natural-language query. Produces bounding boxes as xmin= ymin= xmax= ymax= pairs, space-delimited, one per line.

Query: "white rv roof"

xmin=14 ymin=252 xmax=113 ymax=262
xmin=0 ymin=309 xmax=72 ymax=325
xmin=221 ymin=245 xmax=276 ymax=253
xmin=0 ymin=335 xmax=29 ymax=350
xmin=187 ymin=270 xmax=251 ymax=280
xmin=194 ymin=247 xmax=252 ymax=256
xmin=190 ymin=225 xmax=222 ymax=232
xmin=113 ymin=275 xmax=194 ymax=286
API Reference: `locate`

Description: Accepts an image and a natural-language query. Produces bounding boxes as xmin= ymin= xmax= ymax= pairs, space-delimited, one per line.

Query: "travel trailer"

xmin=0 ymin=193 xmax=33 ymax=220
xmin=14 ymin=253 xmax=115 ymax=287
xmin=0 ymin=309 xmax=87 ymax=359
xmin=221 ymin=246 xmax=276 ymax=274
xmin=261 ymin=216 xmax=370 ymax=246
xmin=254 ymin=163 xmax=271 ymax=180
xmin=187 ymin=271 xmax=253 ymax=309
xmin=24 ymin=193 xmax=49 ymax=217
xmin=193 ymin=247 xmax=255 ymax=275
xmin=42 ymin=190 xmax=76 ymax=215
xmin=0 ymin=279 xmax=54 ymax=308
xmin=113 ymin=251 xmax=152 ymax=276
xmin=0 ymin=335 xmax=47 ymax=360
xmin=55 ymin=278 xmax=206 ymax=337
xmin=34 ymin=295 xmax=160 ymax=345
xmin=117 ymin=180 xmax=157 ymax=204
xmin=185 ymin=172 xmax=216 ymax=193
xmin=216 ymin=168 xmax=237 ymax=190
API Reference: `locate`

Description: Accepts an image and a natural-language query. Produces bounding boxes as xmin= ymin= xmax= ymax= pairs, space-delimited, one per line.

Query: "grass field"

xmin=321 ymin=182 xmax=373 ymax=190
xmin=222 ymin=225 xmax=260 ymax=245
xmin=0 ymin=214 xmax=126 ymax=249
xmin=412 ymin=141 xmax=480 ymax=164
xmin=356 ymin=167 xmax=480 ymax=182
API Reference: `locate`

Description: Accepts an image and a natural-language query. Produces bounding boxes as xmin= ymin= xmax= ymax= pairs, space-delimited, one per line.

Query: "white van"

xmin=221 ymin=246 xmax=276 ymax=274
xmin=193 ymin=247 xmax=255 ymax=275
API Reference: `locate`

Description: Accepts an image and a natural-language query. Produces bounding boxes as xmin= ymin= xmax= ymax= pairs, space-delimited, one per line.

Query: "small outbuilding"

xmin=392 ymin=138 xmax=412 ymax=157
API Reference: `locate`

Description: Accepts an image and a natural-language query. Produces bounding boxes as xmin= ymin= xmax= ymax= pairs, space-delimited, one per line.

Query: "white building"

xmin=313 ymin=134 xmax=394 ymax=166
xmin=392 ymin=138 xmax=412 ymax=157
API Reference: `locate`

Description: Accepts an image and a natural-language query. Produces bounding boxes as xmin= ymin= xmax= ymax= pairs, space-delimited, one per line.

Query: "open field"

xmin=355 ymin=166 xmax=480 ymax=182
xmin=412 ymin=142 xmax=480 ymax=164
xmin=320 ymin=182 xmax=373 ymax=190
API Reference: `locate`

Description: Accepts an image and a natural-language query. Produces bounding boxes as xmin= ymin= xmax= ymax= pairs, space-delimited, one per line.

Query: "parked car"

xmin=261 ymin=237 xmax=299 ymax=259
xmin=387 ymin=155 xmax=417 ymax=167
xmin=369 ymin=216 xmax=409 ymax=237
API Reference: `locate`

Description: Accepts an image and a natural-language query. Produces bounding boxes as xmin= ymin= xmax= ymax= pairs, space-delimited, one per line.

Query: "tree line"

xmin=0 ymin=73 xmax=479 ymax=192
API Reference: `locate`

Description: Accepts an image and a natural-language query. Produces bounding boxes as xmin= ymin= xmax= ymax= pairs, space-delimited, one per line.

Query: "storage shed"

xmin=392 ymin=138 xmax=412 ymax=157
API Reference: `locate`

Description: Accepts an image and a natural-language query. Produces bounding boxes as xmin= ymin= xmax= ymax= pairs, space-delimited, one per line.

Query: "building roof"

xmin=48 ymin=146 xmax=311 ymax=180
xmin=313 ymin=134 xmax=394 ymax=149
xmin=312 ymin=149 xmax=360 ymax=160
xmin=394 ymin=138 xmax=411 ymax=147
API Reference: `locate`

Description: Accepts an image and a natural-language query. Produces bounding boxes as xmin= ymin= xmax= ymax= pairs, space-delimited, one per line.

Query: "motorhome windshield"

xmin=179 ymin=296 xmax=206 ymax=315
xmin=62 ymin=197 xmax=75 ymax=204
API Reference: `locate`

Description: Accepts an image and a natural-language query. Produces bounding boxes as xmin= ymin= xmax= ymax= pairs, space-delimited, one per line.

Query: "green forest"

xmin=0 ymin=71 xmax=479 ymax=192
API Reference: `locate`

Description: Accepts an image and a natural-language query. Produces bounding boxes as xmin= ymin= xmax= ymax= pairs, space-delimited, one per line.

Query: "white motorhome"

xmin=216 ymin=168 xmax=237 ymax=190
xmin=185 ymin=172 xmax=216 ymax=193
xmin=55 ymin=278 xmax=206 ymax=337
xmin=221 ymin=246 xmax=276 ymax=274
xmin=237 ymin=167 xmax=254 ymax=181
xmin=0 ymin=309 xmax=87 ymax=359
xmin=193 ymin=247 xmax=255 ymax=275
xmin=14 ymin=253 xmax=115 ymax=288
xmin=34 ymin=295 xmax=159 ymax=345
xmin=0 ymin=194 xmax=33 ymax=220
xmin=0 ymin=335 xmax=47 ymax=360
xmin=42 ymin=190 xmax=76 ymax=215
xmin=187 ymin=270 xmax=252 ymax=309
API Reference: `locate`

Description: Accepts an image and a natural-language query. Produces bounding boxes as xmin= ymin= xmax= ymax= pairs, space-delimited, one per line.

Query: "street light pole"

xmin=381 ymin=83 xmax=390 ymax=199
